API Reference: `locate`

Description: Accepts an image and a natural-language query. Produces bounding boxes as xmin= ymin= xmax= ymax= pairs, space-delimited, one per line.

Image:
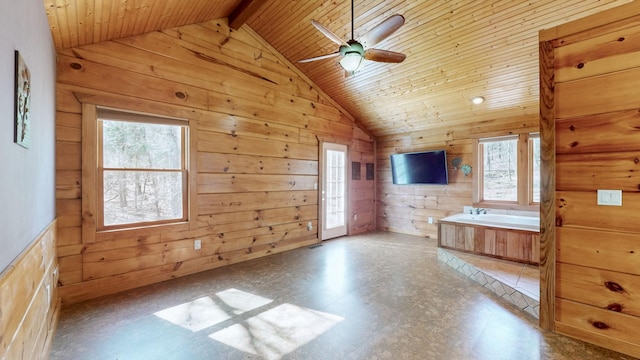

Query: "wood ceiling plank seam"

xmin=120 ymin=0 xmax=140 ymax=39
xmin=111 ymin=0 xmax=129 ymax=39
xmin=156 ymin=0 xmax=181 ymax=30
xmin=375 ymin=106 xmax=535 ymax=126
xmin=64 ymin=0 xmax=81 ymax=48
xmin=98 ymin=0 xmax=113 ymax=43
xmin=183 ymin=0 xmax=213 ymax=27
xmin=140 ymin=0 xmax=165 ymax=32
xmin=182 ymin=0 xmax=207 ymax=26
xmin=158 ymin=0 xmax=182 ymax=29
xmin=105 ymin=0 xmax=120 ymax=41
xmin=343 ymin=47 xmax=537 ymax=88
xmin=90 ymin=0 xmax=102 ymax=44
xmin=130 ymin=0 xmax=152 ymax=36
xmin=198 ymin=0 xmax=229 ymax=23
xmin=44 ymin=0 xmax=65 ymax=49
xmin=265 ymin=0 xmax=356 ymax=47
xmin=386 ymin=0 xmax=573 ymax=59
xmin=356 ymin=98 xmax=535 ymax=119
xmin=379 ymin=0 xmax=571 ymax=56
xmin=54 ymin=0 xmax=73 ymax=49
xmin=359 ymin=95 xmax=537 ymax=114
xmin=175 ymin=0 xmax=204 ymax=29
xmin=74 ymin=0 xmax=87 ymax=46
xmin=195 ymin=0 xmax=226 ymax=23
xmin=255 ymin=1 xmax=327 ymax=46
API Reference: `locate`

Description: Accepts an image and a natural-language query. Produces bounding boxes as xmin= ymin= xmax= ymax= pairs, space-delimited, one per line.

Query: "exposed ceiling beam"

xmin=228 ymin=0 xmax=270 ymax=30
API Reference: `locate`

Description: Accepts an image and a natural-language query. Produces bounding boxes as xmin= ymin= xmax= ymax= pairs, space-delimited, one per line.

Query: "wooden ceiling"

xmin=44 ymin=0 xmax=632 ymax=137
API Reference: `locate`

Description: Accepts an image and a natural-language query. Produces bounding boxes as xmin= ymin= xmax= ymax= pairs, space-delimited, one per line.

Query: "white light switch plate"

xmin=597 ymin=190 xmax=622 ymax=206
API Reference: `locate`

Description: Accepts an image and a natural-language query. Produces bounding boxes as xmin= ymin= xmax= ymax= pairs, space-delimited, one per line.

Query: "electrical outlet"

xmin=354 ymin=214 xmax=358 ymax=221
xmin=194 ymin=239 xmax=202 ymax=250
xmin=428 ymin=217 xmax=433 ymax=224
xmin=307 ymin=222 xmax=313 ymax=231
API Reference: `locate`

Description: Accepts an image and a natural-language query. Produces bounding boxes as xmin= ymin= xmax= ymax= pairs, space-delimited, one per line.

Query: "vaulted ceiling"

xmin=44 ymin=0 xmax=631 ymax=137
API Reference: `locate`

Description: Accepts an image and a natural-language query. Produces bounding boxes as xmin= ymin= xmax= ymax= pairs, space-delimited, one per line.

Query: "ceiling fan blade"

xmin=298 ymin=52 xmax=341 ymax=63
xmin=311 ymin=20 xmax=349 ymax=46
xmin=364 ymin=48 xmax=406 ymax=63
xmin=360 ymin=14 xmax=405 ymax=48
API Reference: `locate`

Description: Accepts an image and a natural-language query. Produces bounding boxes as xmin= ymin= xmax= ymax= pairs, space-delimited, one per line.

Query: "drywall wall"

xmin=0 ymin=0 xmax=56 ymax=271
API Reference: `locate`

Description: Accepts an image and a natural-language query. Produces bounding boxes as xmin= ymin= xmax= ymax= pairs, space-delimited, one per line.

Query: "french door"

xmin=321 ymin=142 xmax=348 ymax=240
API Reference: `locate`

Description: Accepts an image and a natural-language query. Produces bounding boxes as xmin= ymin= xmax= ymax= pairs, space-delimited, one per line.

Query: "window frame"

xmin=97 ymin=112 xmax=188 ymax=230
xmin=472 ymin=132 xmax=540 ymax=211
xmin=81 ymin=104 xmax=197 ymax=243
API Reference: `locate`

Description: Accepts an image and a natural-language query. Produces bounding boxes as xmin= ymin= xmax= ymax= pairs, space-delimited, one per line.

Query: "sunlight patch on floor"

xmin=153 ymin=288 xmax=343 ymax=359
xmin=154 ymin=296 xmax=231 ymax=332
xmin=153 ymin=288 xmax=273 ymax=332
xmin=209 ymin=303 xmax=344 ymax=360
xmin=217 ymin=288 xmax=273 ymax=315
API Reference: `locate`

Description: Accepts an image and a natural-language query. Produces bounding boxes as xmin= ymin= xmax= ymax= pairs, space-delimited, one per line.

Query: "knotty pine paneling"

xmin=556 ymin=227 xmax=640 ymax=275
xmin=45 ymin=1 xmax=634 ymax=139
xmin=54 ymin=18 xmax=374 ymax=304
xmin=557 ymin=263 xmax=640 ymax=317
xmin=0 ymin=220 xmax=59 ymax=360
xmin=542 ymin=2 xmax=640 ymax=356
xmin=556 ymin=299 xmax=640 ymax=358
xmin=376 ymin=118 xmax=533 ymax=238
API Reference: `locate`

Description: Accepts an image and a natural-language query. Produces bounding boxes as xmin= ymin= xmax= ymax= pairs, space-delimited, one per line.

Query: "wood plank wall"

xmin=55 ymin=18 xmax=375 ymax=304
xmin=376 ymin=116 xmax=539 ymax=238
xmin=0 ymin=220 xmax=59 ymax=360
xmin=540 ymin=2 xmax=640 ymax=357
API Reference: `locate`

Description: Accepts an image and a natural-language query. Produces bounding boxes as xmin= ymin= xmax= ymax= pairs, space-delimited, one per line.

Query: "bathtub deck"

xmin=438 ymin=248 xmax=540 ymax=318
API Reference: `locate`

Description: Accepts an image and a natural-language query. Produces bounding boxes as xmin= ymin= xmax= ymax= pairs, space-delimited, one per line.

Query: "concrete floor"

xmin=50 ymin=232 xmax=633 ymax=359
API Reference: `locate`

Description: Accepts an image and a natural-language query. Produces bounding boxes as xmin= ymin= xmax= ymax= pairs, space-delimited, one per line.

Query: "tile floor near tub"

xmin=50 ymin=232 xmax=633 ymax=360
xmin=438 ymin=248 xmax=540 ymax=318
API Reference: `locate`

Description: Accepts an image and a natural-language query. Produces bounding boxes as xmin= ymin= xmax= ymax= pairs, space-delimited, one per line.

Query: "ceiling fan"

xmin=298 ymin=0 xmax=406 ymax=74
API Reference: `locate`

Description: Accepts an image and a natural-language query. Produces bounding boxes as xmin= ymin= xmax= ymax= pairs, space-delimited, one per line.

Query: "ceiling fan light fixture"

xmin=340 ymin=52 xmax=363 ymax=72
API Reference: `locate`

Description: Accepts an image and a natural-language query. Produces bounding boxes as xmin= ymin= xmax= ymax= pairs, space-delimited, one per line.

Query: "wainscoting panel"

xmin=0 ymin=220 xmax=59 ymax=360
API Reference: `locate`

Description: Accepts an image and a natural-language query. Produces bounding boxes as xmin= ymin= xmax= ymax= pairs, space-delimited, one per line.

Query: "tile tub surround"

xmin=50 ymin=232 xmax=632 ymax=360
xmin=438 ymin=247 xmax=540 ymax=319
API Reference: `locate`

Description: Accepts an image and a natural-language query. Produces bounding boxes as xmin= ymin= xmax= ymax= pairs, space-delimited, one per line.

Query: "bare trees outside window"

xmin=98 ymin=115 xmax=187 ymax=229
xmin=476 ymin=133 xmax=539 ymax=207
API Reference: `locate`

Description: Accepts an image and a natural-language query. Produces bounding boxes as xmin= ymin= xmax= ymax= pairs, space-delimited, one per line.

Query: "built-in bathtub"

xmin=438 ymin=212 xmax=540 ymax=265
xmin=440 ymin=213 xmax=540 ymax=232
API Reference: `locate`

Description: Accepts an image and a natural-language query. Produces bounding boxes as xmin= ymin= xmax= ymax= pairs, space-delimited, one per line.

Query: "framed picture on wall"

xmin=14 ymin=50 xmax=31 ymax=149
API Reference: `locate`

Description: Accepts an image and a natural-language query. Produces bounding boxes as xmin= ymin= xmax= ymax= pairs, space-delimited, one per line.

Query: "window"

xmin=96 ymin=108 xmax=189 ymax=230
xmin=474 ymin=133 xmax=539 ymax=209
xmin=529 ymin=135 xmax=540 ymax=203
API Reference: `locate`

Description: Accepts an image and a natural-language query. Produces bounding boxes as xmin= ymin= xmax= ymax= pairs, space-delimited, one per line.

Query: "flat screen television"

xmin=390 ymin=150 xmax=449 ymax=185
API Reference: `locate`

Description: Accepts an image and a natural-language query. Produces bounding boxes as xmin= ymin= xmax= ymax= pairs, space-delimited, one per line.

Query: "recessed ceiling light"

xmin=471 ymin=96 xmax=485 ymax=105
